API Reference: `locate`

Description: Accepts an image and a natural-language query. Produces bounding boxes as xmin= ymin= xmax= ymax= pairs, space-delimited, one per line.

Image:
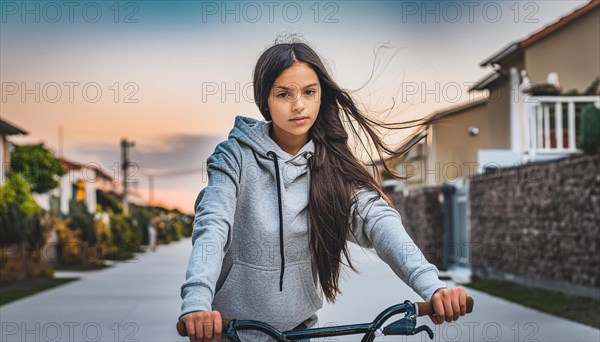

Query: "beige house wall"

xmin=485 ymin=82 xmax=512 ymax=150
xmin=426 ymin=103 xmax=490 ymax=185
xmin=525 ymin=6 xmax=600 ymax=91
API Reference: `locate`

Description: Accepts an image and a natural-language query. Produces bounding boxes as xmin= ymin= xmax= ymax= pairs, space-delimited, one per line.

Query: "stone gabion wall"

xmin=388 ymin=186 xmax=445 ymax=269
xmin=469 ymin=151 xmax=600 ymax=292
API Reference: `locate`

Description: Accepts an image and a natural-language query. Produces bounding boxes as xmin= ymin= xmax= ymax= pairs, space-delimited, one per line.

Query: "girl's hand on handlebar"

xmin=180 ymin=310 xmax=222 ymax=342
xmin=429 ymin=287 xmax=468 ymax=324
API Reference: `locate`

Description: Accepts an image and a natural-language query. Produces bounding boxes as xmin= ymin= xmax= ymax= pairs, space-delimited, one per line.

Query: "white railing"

xmin=525 ymin=96 xmax=600 ymax=161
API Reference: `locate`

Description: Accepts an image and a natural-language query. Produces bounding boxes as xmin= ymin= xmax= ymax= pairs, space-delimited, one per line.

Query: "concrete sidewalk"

xmin=1 ymin=239 xmax=598 ymax=341
xmin=319 ymin=243 xmax=600 ymax=341
xmin=1 ymin=239 xmax=191 ymax=342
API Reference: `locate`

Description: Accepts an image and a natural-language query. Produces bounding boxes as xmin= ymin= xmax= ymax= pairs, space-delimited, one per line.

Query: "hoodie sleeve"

xmin=180 ymin=139 xmax=241 ymax=320
xmin=349 ymin=189 xmax=447 ymax=302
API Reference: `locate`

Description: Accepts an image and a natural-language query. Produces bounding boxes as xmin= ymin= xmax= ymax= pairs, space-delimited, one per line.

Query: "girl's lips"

xmin=290 ymin=117 xmax=308 ymax=125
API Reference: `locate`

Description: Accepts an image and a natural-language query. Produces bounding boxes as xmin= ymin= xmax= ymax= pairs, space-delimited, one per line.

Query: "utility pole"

xmin=120 ymin=138 xmax=135 ymax=214
xmin=148 ymin=174 xmax=154 ymax=207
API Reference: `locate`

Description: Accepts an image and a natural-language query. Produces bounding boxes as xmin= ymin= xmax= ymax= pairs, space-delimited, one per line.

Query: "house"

xmin=473 ymin=0 xmax=600 ymax=170
xmin=0 ymin=118 xmax=28 ymax=185
xmin=33 ymin=156 xmax=116 ymax=215
xmin=382 ymin=0 xmax=600 ymax=188
xmin=0 ymin=117 xmax=116 ymax=215
xmin=380 ymin=98 xmax=491 ymax=190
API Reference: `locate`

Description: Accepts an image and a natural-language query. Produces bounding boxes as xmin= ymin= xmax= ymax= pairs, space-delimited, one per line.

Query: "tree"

xmin=10 ymin=144 xmax=65 ymax=193
xmin=578 ymin=103 xmax=600 ymax=154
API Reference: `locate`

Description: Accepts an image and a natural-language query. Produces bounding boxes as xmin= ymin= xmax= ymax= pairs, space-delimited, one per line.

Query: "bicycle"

xmin=176 ymin=296 xmax=474 ymax=341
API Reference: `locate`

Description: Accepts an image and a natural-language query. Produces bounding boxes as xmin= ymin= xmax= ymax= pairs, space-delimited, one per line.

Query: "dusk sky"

xmin=1 ymin=0 xmax=589 ymax=213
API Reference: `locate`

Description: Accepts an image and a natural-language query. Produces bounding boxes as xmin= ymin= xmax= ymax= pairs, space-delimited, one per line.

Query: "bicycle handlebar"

xmin=176 ymin=297 xmax=474 ymax=338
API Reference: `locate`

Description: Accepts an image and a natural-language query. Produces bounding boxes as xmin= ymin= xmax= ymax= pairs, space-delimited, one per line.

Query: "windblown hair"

xmin=252 ymin=37 xmax=439 ymax=303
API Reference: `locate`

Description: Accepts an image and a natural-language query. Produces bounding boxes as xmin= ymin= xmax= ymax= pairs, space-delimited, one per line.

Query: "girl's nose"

xmin=292 ymin=96 xmax=305 ymax=112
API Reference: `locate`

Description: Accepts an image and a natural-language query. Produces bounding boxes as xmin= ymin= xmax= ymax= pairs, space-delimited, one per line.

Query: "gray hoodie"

xmin=180 ymin=115 xmax=446 ymax=340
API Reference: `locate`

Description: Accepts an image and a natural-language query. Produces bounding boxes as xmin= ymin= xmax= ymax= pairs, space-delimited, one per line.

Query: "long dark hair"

xmin=253 ymin=38 xmax=439 ymax=303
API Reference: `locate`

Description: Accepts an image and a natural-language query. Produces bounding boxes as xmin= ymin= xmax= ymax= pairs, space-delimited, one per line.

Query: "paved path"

xmin=1 ymin=238 xmax=598 ymax=341
xmin=1 ymin=239 xmax=190 ymax=342
xmin=319 ymin=244 xmax=600 ymax=342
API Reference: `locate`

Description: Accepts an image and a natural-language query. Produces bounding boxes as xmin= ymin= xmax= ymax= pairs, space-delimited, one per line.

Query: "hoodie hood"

xmin=228 ymin=115 xmax=315 ymax=168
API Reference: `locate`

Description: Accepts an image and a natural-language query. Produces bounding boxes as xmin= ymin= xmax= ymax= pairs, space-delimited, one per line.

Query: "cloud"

xmin=71 ymin=133 xmax=221 ymax=172
xmin=64 ymin=133 xmax=224 ymax=212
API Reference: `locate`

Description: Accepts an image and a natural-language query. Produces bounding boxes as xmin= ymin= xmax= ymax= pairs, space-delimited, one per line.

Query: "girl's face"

xmin=267 ymin=62 xmax=321 ymax=148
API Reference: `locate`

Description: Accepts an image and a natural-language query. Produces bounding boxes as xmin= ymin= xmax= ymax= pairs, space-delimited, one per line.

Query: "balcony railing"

xmin=525 ymin=95 xmax=600 ymax=160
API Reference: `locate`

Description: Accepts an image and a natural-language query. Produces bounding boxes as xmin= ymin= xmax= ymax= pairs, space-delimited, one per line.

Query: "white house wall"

xmin=60 ymin=173 xmax=73 ymax=215
xmin=85 ymin=169 xmax=97 ymax=213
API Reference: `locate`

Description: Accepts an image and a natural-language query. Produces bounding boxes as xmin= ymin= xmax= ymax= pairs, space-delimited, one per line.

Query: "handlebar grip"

xmin=176 ymin=319 xmax=230 ymax=337
xmin=416 ymin=296 xmax=474 ymax=317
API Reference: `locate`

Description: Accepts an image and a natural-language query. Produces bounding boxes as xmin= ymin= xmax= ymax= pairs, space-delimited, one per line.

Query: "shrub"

xmin=130 ymin=205 xmax=151 ymax=245
xmin=181 ymin=214 xmax=193 ymax=238
xmin=54 ymin=218 xmax=86 ymax=265
xmin=67 ymin=199 xmax=96 ymax=245
xmin=155 ymin=217 xmax=170 ymax=244
xmin=96 ymin=189 xmax=123 ymax=214
xmin=108 ymin=213 xmax=141 ymax=259
xmin=0 ymin=174 xmax=43 ymax=247
xmin=578 ymin=103 xmax=600 ymax=154
xmin=94 ymin=212 xmax=114 ymax=258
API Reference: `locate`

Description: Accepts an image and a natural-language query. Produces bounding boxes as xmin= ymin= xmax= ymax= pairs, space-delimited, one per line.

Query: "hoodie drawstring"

xmin=267 ymin=151 xmax=285 ymax=291
xmin=267 ymin=150 xmax=314 ymax=292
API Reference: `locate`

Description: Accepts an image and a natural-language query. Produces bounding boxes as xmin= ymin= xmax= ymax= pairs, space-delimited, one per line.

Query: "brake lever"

xmin=414 ymin=325 xmax=434 ymax=340
xmin=381 ymin=318 xmax=434 ymax=340
xmin=379 ymin=300 xmax=435 ymax=340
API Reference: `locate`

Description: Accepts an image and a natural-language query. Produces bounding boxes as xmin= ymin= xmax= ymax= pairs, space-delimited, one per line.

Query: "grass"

xmin=465 ymin=277 xmax=600 ymax=328
xmin=0 ymin=277 xmax=78 ymax=306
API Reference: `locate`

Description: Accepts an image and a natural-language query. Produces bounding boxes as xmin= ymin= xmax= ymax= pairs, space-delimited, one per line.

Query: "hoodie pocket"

xmin=300 ymin=265 xmax=323 ymax=312
xmin=212 ymin=259 xmax=322 ymax=332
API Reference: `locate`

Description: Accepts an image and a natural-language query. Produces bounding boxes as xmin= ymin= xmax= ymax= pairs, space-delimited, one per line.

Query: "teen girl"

xmin=179 ymin=39 xmax=468 ymax=342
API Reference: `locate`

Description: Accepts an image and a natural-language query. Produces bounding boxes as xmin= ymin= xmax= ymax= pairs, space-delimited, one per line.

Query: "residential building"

xmin=381 ymin=0 xmax=600 ymax=189
xmin=0 ymin=118 xmax=28 ymax=185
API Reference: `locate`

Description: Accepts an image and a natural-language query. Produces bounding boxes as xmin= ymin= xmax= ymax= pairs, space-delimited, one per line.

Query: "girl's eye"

xmin=277 ymin=93 xmax=288 ymax=98
xmin=305 ymin=90 xmax=316 ymax=96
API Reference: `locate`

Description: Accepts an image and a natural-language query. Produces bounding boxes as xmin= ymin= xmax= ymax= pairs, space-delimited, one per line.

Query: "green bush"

xmin=171 ymin=219 xmax=184 ymax=241
xmin=130 ymin=205 xmax=151 ymax=245
xmin=109 ymin=213 xmax=141 ymax=258
xmin=94 ymin=213 xmax=112 ymax=256
xmin=578 ymin=103 xmax=600 ymax=154
xmin=0 ymin=174 xmax=43 ymax=247
xmin=162 ymin=219 xmax=182 ymax=242
xmin=181 ymin=214 xmax=193 ymax=237
xmin=54 ymin=218 xmax=87 ymax=265
xmin=156 ymin=217 xmax=171 ymax=244
xmin=96 ymin=189 xmax=123 ymax=214
xmin=67 ymin=199 xmax=96 ymax=244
